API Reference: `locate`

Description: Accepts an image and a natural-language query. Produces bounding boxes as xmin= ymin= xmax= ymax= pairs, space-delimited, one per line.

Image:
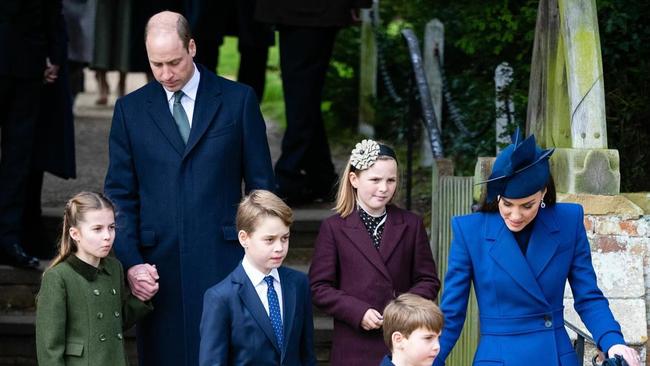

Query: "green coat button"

xmin=114 ymin=311 xmax=120 ymax=318
xmin=97 ymin=312 xmax=103 ymax=319
xmin=117 ymin=333 xmax=123 ymax=340
xmin=99 ymin=334 xmax=107 ymax=342
xmin=93 ymin=289 xmax=100 ymax=296
xmin=112 ymin=288 xmax=117 ymax=295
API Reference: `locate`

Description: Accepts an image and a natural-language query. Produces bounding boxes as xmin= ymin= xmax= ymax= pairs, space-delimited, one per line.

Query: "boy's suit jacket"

xmin=309 ymin=205 xmax=440 ymax=366
xmin=433 ymin=203 xmax=625 ymax=366
xmin=199 ymin=264 xmax=316 ymax=366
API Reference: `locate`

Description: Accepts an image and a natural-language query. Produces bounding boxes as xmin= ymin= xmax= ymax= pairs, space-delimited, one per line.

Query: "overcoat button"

xmin=544 ymin=320 xmax=553 ymax=328
xmin=97 ymin=312 xmax=103 ymax=319
xmin=117 ymin=333 xmax=123 ymax=340
xmin=112 ymin=288 xmax=117 ymax=295
xmin=114 ymin=311 xmax=120 ymax=318
xmin=93 ymin=289 xmax=100 ymax=296
xmin=99 ymin=334 xmax=107 ymax=342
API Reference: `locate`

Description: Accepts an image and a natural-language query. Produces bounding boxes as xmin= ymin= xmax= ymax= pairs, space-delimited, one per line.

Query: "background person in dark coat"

xmin=23 ymin=11 xmax=76 ymax=260
xmin=104 ymin=11 xmax=275 ymax=366
xmin=188 ymin=0 xmax=273 ymax=102
xmin=0 ymin=0 xmax=64 ymax=269
xmin=255 ymin=0 xmax=372 ymax=204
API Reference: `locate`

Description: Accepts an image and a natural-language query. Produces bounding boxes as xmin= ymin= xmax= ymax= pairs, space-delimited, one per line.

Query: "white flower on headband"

xmin=350 ymin=139 xmax=380 ymax=170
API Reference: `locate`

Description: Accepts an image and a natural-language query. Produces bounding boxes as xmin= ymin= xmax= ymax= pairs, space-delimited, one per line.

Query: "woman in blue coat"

xmin=434 ymin=133 xmax=640 ymax=366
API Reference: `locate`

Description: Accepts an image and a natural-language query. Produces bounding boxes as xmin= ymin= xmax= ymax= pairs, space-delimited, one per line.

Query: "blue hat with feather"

xmin=482 ymin=129 xmax=554 ymax=202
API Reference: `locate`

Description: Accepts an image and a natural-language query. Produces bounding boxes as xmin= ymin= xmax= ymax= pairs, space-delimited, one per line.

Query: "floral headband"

xmin=350 ymin=139 xmax=397 ymax=170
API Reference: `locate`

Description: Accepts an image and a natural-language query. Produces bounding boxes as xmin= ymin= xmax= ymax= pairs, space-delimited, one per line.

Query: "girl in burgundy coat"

xmin=309 ymin=139 xmax=441 ymax=366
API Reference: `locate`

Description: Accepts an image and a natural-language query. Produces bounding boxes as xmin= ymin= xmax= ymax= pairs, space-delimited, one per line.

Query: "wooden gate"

xmin=432 ymin=176 xmax=479 ymax=365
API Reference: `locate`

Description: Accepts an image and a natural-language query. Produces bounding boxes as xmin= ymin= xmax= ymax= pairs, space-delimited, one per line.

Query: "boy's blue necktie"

xmin=264 ymin=275 xmax=283 ymax=349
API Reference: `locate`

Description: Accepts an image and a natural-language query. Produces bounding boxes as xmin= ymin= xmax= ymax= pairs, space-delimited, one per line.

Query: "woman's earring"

xmin=540 ymin=199 xmax=546 ymax=209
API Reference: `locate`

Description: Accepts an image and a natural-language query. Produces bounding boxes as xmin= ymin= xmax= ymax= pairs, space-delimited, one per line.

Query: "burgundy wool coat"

xmin=309 ymin=205 xmax=441 ymax=366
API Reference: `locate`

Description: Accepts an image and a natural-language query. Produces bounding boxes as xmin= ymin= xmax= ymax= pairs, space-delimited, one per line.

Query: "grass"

xmin=217 ymin=36 xmax=286 ymax=127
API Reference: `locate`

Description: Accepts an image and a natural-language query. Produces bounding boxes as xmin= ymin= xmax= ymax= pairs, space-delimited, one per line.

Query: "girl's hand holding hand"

xmin=608 ymin=344 xmax=641 ymax=366
xmin=361 ymin=308 xmax=383 ymax=330
xmin=128 ymin=264 xmax=160 ymax=301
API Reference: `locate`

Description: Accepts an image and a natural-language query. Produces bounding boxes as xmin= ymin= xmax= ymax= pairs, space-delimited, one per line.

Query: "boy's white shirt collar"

xmin=241 ymin=255 xmax=281 ymax=286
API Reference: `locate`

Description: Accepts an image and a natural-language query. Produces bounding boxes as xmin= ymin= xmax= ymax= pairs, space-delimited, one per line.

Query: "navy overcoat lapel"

xmin=486 ymin=214 xmax=549 ymax=306
xmin=146 ymin=84 xmax=185 ymax=156
xmin=233 ymin=265 xmax=281 ymax=354
xmin=342 ymin=211 xmax=392 ymax=282
xmin=378 ymin=206 xmax=407 ymax=262
xmin=279 ymin=268 xmax=296 ymax=360
xmin=184 ymin=67 xmax=222 ymax=158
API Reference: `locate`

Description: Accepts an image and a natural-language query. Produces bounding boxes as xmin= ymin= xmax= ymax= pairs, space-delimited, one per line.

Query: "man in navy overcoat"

xmin=104 ymin=11 xmax=274 ymax=366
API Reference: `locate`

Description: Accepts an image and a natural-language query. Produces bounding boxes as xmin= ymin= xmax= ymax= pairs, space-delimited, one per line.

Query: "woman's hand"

xmin=608 ymin=344 xmax=641 ymax=366
xmin=361 ymin=308 xmax=383 ymax=330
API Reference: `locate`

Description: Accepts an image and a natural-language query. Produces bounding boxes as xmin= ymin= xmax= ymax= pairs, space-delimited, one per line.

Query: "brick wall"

xmin=561 ymin=195 xmax=649 ymax=364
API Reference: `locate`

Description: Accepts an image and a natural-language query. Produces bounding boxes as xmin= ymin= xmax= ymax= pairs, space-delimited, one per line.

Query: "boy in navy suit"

xmin=199 ymin=190 xmax=316 ymax=366
xmin=380 ymin=294 xmax=443 ymax=366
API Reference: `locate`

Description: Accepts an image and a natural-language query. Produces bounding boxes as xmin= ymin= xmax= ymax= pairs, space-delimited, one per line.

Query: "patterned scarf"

xmin=358 ymin=206 xmax=387 ymax=249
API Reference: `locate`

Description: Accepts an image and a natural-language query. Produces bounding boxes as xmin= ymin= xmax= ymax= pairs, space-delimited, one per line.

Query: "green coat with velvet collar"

xmin=36 ymin=255 xmax=152 ymax=366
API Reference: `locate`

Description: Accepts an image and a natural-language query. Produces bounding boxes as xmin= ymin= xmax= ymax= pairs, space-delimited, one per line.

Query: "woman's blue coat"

xmin=434 ymin=203 xmax=625 ymax=366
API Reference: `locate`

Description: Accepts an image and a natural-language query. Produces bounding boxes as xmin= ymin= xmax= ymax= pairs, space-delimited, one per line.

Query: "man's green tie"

xmin=173 ymin=91 xmax=190 ymax=143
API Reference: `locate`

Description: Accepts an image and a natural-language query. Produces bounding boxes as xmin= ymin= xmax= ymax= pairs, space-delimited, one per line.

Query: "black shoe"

xmin=0 ymin=243 xmax=40 ymax=269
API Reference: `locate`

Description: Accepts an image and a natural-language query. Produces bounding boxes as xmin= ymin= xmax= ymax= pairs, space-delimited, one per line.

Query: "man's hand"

xmin=360 ymin=308 xmax=383 ymax=330
xmin=127 ymin=263 xmax=160 ymax=301
xmin=43 ymin=58 xmax=59 ymax=84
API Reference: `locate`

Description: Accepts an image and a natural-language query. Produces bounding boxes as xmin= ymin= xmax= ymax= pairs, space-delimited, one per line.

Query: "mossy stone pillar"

xmin=526 ymin=0 xmax=620 ymax=195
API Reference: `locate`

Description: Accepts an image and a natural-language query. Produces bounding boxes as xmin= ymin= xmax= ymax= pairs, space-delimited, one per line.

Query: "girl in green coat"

xmin=36 ymin=192 xmax=156 ymax=366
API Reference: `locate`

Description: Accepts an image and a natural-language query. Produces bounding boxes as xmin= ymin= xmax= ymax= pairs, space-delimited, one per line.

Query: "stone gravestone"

xmin=494 ymin=62 xmax=515 ymax=155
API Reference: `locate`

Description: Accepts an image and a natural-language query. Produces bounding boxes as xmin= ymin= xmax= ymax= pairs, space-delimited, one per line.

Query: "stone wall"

xmin=560 ymin=194 xmax=649 ymax=364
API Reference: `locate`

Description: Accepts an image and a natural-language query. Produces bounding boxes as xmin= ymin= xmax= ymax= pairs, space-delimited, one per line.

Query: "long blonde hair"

xmin=47 ymin=192 xmax=115 ymax=270
xmin=334 ymin=155 xmax=399 ymax=218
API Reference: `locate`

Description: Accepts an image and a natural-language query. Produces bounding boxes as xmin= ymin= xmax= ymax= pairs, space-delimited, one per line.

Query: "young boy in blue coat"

xmin=199 ymin=190 xmax=316 ymax=366
xmin=380 ymin=293 xmax=444 ymax=366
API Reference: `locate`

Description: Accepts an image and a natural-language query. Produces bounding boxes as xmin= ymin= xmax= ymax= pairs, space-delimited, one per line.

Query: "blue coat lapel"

xmin=146 ymin=85 xmax=185 ymax=156
xmin=184 ymin=66 xmax=222 ymax=158
xmin=279 ymin=268 xmax=295 ymax=360
xmin=342 ymin=211 xmax=392 ymax=282
xmin=526 ymin=207 xmax=561 ymax=278
xmin=232 ymin=265 xmax=281 ymax=354
xmin=486 ymin=214 xmax=549 ymax=306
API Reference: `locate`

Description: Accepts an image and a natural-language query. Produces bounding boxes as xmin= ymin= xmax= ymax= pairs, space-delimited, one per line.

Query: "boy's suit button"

xmin=97 ymin=312 xmax=104 ymax=319
xmin=116 ymin=333 xmax=123 ymax=340
xmin=99 ymin=334 xmax=107 ymax=342
xmin=114 ymin=311 xmax=120 ymax=318
xmin=93 ymin=289 xmax=100 ymax=296
xmin=112 ymin=288 xmax=117 ymax=295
